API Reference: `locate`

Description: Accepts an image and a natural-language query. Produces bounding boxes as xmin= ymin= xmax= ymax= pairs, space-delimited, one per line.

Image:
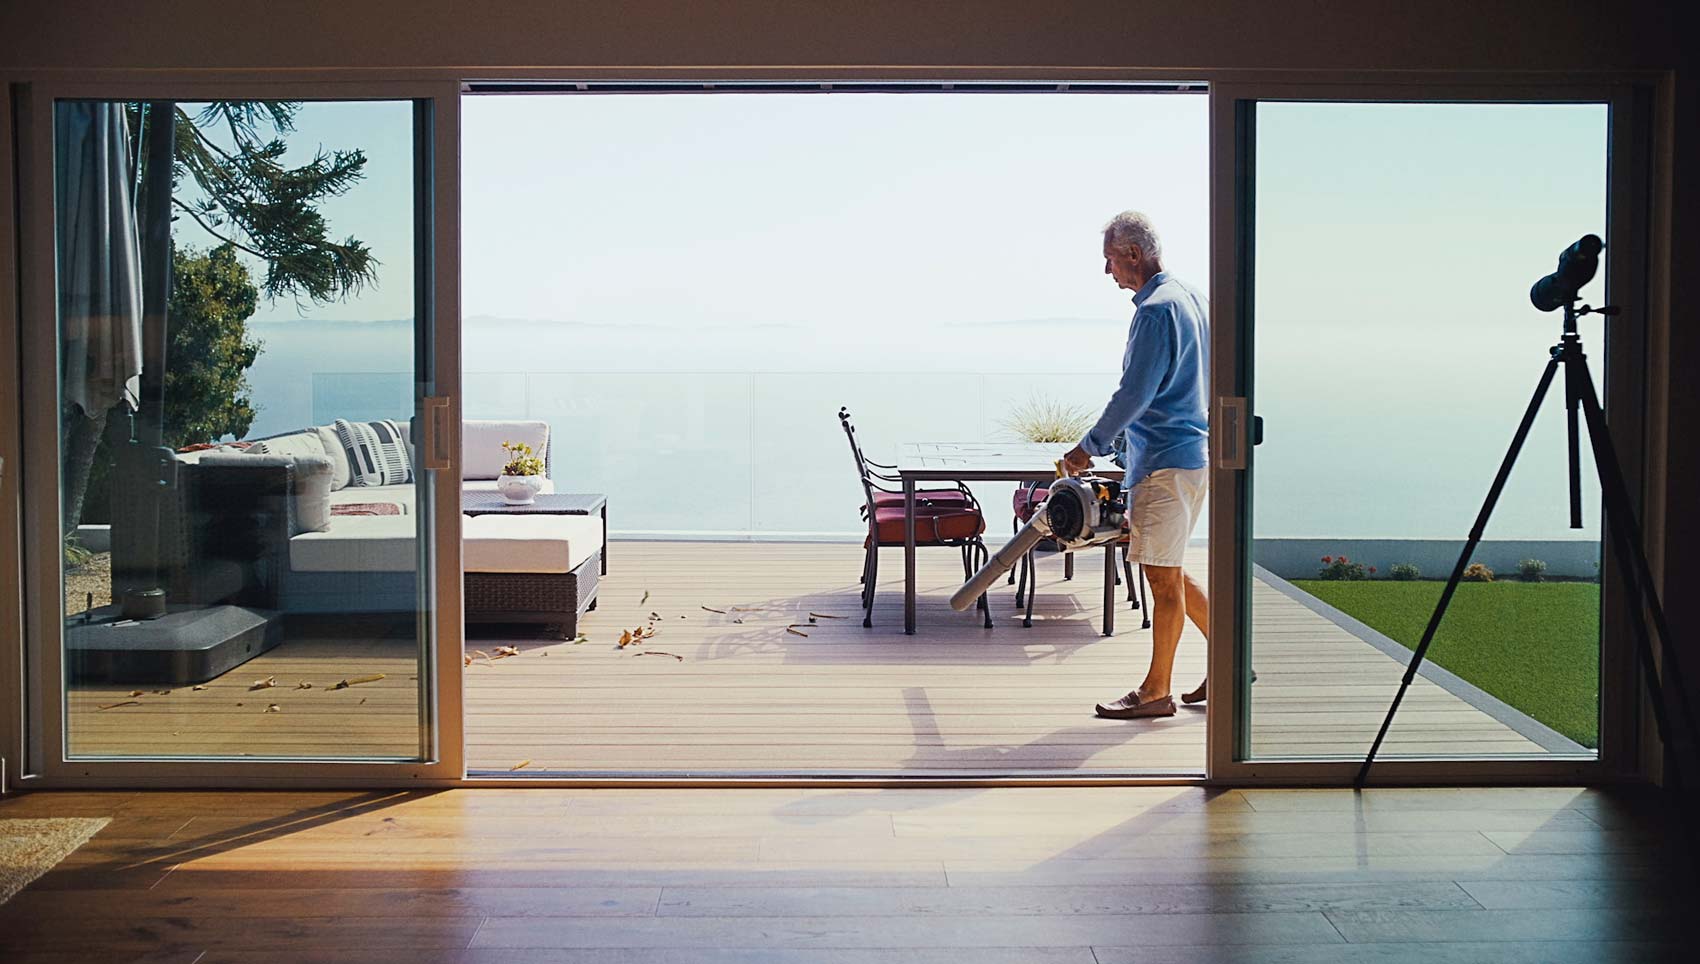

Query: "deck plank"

xmin=59 ymin=541 xmax=1567 ymax=771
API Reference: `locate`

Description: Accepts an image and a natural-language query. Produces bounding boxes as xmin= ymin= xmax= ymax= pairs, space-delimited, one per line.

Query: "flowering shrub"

xmin=1517 ymin=558 xmax=1548 ymax=582
xmin=1389 ymin=562 xmax=1421 ymax=581
xmin=500 ymin=440 xmax=544 ymax=477
xmin=1463 ymin=562 xmax=1495 ymax=582
xmin=1318 ymin=555 xmax=1373 ymax=580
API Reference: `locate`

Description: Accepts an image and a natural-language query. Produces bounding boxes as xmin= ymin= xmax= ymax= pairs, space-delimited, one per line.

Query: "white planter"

xmin=497 ymin=473 xmax=543 ymax=505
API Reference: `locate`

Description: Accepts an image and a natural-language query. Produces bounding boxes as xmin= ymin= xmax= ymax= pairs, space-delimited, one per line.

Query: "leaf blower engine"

xmin=949 ymin=475 xmax=1128 ymax=611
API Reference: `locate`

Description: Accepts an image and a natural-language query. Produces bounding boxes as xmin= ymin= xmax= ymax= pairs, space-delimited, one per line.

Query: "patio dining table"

xmin=895 ymin=442 xmax=1108 ymax=635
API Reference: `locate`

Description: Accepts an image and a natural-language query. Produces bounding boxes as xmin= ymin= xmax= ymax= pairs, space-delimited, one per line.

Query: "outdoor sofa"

xmin=122 ymin=418 xmax=601 ymax=636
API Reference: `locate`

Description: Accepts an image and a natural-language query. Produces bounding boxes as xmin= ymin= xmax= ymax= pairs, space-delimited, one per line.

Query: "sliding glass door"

xmin=1207 ymin=84 xmax=1647 ymax=783
xmin=16 ymin=81 xmax=464 ymax=782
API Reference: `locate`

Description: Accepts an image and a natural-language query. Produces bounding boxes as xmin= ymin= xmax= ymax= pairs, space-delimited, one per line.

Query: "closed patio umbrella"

xmin=56 ymin=101 xmax=145 ymax=540
xmin=56 ymin=101 xmax=143 ymax=422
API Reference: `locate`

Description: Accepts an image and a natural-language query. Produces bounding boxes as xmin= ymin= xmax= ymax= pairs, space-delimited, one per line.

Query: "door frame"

xmin=1205 ymin=79 xmax=1657 ymax=785
xmin=3 ymin=66 xmax=1670 ymax=789
xmin=7 ymin=76 xmax=465 ymax=788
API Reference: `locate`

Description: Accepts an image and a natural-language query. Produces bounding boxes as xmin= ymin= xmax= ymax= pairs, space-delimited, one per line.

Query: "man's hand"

xmin=1061 ymin=445 xmax=1093 ymax=476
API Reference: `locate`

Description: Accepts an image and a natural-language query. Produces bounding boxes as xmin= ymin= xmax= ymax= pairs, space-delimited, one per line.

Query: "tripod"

xmin=1356 ymin=301 xmax=1700 ymax=791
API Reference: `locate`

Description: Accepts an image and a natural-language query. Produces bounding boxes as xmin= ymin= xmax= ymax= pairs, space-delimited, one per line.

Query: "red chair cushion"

xmin=1011 ymin=486 xmax=1049 ymax=521
xmin=870 ymin=488 xmax=970 ymax=508
xmin=867 ymin=504 xmax=986 ymax=545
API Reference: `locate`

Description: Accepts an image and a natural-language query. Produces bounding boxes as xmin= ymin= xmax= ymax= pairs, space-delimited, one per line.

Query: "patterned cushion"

xmin=333 ymin=418 xmax=413 ymax=487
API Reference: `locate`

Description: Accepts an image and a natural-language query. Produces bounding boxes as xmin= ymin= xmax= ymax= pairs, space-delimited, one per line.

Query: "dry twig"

xmin=98 ymin=700 xmax=141 ymax=711
xmin=786 ymin=625 xmax=810 ymax=637
xmin=331 ymin=674 xmax=386 ymax=690
xmin=249 ymin=676 xmax=277 ymax=691
xmin=634 ymin=651 xmax=684 ymax=661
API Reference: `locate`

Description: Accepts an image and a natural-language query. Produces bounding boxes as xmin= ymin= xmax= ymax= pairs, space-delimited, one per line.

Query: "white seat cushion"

xmin=289 ymin=515 xmax=419 ymax=573
xmin=290 ymin=504 xmax=601 ymax=574
xmin=462 ymin=514 xmax=602 ymax=574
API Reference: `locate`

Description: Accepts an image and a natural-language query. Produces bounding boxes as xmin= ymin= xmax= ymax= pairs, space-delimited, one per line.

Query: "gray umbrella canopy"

xmin=55 ymin=101 xmax=144 ymax=417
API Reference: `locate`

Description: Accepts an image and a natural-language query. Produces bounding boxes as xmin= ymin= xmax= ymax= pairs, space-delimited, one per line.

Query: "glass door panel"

xmin=1244 ymin=102 xmax=1607 ymax=761
xmin=52 ymin=98 xmax=435 ymax=761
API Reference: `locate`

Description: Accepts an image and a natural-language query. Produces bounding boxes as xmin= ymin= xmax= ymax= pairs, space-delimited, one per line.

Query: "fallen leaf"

xmin=359 ymin=697 xmax=367 ymax=704
xmin=464 ymin=654 xmax=475 ymax=667
xmin=493 ymin=645 xmax=520 ymax=658
xmin=571 ymin=633 xmax=588 ymax=645
xmin=296 ymin=681 xmax=313 ymax=690
xmin=263 ymin=704 xmax=281 ymax=713
xmin=128 ymin=690 xmax=144 ymax=697
xmin=153 ymin=689 xmax=171 ymax=695
xmin=98 ymin=700 xmax=141 ymax=710
xmin=249 ymin=676 xmax=277 ymax=691
xmin=510 ymin=760 xmax=531 ymax=771
xmin=192 ymin=684 xmax=207 ymax=691
xmin=618 ymin=629 xmax=633 ymax=647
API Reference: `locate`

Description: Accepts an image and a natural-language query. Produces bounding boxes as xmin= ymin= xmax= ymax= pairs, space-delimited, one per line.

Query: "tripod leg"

xmin=1574 ymin=364 xmax=1700 ymax=779
xmin=1357 ymin=355 xmax=1562 ymax=788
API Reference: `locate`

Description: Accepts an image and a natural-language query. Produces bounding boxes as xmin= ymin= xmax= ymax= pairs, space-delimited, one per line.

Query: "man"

xmin=1063 ymin=210 xmax=1211 ymax=719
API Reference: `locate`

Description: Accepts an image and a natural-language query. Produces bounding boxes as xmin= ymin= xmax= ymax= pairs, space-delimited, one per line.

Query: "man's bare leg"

xmin=1133 ymin=564 xmax=1189 ymax=704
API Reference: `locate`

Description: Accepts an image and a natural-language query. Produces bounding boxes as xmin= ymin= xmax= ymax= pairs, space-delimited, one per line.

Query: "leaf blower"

xmin=950 ymin=470 xmax=1128 ymax=612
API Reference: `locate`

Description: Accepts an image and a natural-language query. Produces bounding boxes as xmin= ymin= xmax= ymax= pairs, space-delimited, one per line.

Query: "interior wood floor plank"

xmin=1 ymin=787 xmax=1685 ymax=961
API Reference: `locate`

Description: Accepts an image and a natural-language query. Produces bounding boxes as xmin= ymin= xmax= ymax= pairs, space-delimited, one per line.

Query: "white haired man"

xmin=1063 ymin=210 xmax=1211 ymax=719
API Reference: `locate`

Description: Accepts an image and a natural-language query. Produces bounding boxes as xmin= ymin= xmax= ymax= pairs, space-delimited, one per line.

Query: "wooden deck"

xmin=65 ymin=541 xmax=1564 ymax=771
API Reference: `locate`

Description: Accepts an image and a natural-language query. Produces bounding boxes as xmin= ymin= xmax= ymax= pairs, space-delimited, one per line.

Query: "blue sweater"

xmin=1078 ymin=271 xmax=1210 ymax=483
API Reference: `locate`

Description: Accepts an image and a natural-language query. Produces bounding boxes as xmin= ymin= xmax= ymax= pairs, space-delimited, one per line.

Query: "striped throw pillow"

xmin=333 ymin=418 xmax=413 ymax=487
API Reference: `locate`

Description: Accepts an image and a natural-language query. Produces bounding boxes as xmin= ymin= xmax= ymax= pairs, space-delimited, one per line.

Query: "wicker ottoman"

xmin=463 ymin=514 xmax=602 ymax=637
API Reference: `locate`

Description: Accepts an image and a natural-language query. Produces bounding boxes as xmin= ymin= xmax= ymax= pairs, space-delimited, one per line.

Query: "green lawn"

xmin=1289 ymin=579 xmax=1601 ymax=748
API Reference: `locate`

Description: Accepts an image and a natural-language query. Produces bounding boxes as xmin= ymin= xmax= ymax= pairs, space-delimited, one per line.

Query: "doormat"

xmin=0 ymin=817 xmax=111 ymax=904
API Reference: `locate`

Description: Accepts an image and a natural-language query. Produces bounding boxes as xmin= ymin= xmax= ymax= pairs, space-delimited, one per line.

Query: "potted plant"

xmin=497 ymin=440 xmax=545 ymax=505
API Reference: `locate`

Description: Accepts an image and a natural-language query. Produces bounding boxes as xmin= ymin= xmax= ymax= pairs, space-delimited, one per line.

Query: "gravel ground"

xmin=65 ymin=552 xmax=112 ymax=616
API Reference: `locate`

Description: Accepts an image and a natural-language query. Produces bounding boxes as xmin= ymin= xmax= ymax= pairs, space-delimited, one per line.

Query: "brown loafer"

xmin=1095 ymin=692 xmax=1176 ymax=719
xmin=1181 ymin=671 xmax=1256 ymax=705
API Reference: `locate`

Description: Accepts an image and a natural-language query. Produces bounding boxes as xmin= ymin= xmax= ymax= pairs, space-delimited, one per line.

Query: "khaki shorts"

xmin=1125 ymin=466 xmax=1208 ymax=568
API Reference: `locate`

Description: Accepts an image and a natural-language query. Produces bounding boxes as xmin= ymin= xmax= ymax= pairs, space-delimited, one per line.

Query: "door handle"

xmin=1216 ymin=396 xmax=1249 ymax=470
xmin=1253 ymin=415 xmax=1264 ymax=446
xmin=420 ymin=396 xmax=453 ymax=471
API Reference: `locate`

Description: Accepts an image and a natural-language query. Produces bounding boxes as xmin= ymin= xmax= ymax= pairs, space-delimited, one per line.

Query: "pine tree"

xmin=63 ymin=101 xmax=377 ymax=534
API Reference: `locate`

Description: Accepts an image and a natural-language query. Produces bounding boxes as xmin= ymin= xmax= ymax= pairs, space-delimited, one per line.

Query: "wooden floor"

xmin=0 ymin=785 xmax=1691 ymax=962
xmin=65 ymin=541 xmax=1569 ymax=772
